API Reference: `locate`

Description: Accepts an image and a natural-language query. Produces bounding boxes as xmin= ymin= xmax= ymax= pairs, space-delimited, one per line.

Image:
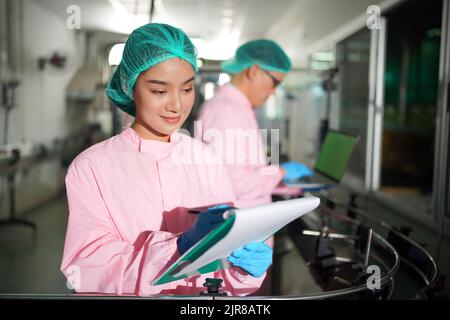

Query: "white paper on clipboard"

xmin=172 ymin=196 xmax=320 ymax=277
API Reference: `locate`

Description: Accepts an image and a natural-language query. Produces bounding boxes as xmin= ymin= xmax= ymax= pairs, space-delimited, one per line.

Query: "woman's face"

xmin=132 ymin=58 xmax=195 ymax=141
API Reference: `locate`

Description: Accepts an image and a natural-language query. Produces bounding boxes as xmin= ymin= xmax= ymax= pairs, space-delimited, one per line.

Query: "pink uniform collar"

xmin=121 ymin=127 xmax=181 ymax=156
xmin=221 ymin=84 xmax=253 ymax=113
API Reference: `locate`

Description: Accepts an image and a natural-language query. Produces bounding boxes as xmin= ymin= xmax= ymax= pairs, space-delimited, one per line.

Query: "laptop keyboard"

xmin=299 ymin=176 xmax=324 ymax=184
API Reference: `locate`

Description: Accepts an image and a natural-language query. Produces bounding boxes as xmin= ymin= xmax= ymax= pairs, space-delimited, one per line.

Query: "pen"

xmin=187 ymin=202 xmax=234 ymax=214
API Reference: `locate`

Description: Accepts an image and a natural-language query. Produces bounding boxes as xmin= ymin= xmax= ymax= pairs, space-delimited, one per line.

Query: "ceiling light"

xmin=222 ymin=17 xmax=233 ymax=26
xmin=222 ymin=9 xmax=233 ymax=17
xmin=108 ymin=43 xmax=125 ymax=66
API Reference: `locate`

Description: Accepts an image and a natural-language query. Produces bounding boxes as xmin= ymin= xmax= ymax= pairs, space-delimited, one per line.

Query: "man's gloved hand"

xmin=281 ymin=161 xmax=313 ymax=182
xmin=228 ymin=242 xmax=273 ymax=277
xmin=177 ymin=204 xmax=231 ymax=255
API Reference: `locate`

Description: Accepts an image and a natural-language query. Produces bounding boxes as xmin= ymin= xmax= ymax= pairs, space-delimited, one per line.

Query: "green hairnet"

xmin=221 ymin=39 xmax=291 ymax=74
xmin=106 ymin=23 xmax=198 ymax=117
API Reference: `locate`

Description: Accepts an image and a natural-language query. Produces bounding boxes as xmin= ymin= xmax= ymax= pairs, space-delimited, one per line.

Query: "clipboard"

xmin=152 ymin=196 xmax=320 ymax=286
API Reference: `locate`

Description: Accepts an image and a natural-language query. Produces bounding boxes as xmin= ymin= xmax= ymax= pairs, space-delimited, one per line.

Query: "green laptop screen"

xmin=315 ymin=131 xmax=358 ymax=182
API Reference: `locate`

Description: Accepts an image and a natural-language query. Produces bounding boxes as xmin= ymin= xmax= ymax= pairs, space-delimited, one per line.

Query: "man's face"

xmin=248 ymin=67 xmax=285 ymax=108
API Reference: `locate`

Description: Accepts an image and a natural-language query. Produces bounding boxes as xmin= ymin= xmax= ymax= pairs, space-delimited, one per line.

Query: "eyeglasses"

xmin=263 ymin=70 xmax=281 ymax=88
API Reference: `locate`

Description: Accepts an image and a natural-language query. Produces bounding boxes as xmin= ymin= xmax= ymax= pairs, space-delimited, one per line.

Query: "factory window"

xmin=336 ymin=28 xmax=371 ymax=183
xmin=380 ymin=0 xmax=443 ymax=214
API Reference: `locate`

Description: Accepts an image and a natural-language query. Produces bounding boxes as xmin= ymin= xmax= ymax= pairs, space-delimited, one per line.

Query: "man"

xmin=198 ymin=39 xmax=312 ymax=209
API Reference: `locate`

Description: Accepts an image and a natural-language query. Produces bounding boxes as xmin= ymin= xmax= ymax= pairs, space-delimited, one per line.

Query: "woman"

xmin=60 ymin=23 xmax=271 ymax=296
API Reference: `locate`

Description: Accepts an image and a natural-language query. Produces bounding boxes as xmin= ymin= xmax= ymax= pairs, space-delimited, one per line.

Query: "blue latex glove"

xmin=228 ymin=242 xmax=273 ymax=277
xmin=281 ymin=161 xmax=313 ymax=182
xmin=177 ymin=204 xmax=231 ymax=255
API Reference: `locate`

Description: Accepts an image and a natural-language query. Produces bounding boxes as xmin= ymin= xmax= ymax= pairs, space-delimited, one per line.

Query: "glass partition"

xmin=336 ymin=28 xmax=371 ymax=183
xmin=379 ymin=0 xmax=443 ymax=214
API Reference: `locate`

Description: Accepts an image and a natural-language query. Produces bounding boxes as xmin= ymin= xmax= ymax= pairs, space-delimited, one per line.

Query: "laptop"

xmin=285 ymin=130 xmax=359 ymax=191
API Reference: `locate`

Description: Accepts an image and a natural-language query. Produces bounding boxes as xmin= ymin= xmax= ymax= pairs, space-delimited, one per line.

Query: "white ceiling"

xmin=266 ymin=0 xmax=385 ymax=66
xmin=33 ymin=0 xmax=298 ymax=60
xmin=33 ymin=0 xmax=295 ymax=42
xmin=155 ymin=0 xmax=296 ymax=41
xmin=33 ymin=0 xmax=386 ymax=63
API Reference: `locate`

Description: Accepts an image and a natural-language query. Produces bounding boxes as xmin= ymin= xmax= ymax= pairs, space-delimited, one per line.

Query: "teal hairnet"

xmin=221 ymin=39 xmax=291 ymax=74
xmin=106 ymin=23 xmax=198 ymax=117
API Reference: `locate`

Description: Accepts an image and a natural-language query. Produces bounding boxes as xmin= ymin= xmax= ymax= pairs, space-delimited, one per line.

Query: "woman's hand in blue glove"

xmin=228 ymin=242 xmax=273 ymax=277
xmin=177 ymin=204 xmax=231 ymax=255
xmin=281 ymin=161 xmax=313 ymax=182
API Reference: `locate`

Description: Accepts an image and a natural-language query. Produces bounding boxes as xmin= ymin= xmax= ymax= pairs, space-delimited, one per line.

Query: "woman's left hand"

xmin=228 ymin=242 xmax=273 ymax=277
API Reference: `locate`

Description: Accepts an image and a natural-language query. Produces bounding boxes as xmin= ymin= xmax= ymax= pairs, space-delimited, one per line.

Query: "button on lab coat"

xmin=61 ymin=127 xmax=266 ymax=296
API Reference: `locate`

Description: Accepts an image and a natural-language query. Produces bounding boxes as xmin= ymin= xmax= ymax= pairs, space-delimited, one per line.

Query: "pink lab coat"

xmin=198 ymin=84 xmax=283 ymax=209
xmin=61 ymin=127 xmax=266 ymax=296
